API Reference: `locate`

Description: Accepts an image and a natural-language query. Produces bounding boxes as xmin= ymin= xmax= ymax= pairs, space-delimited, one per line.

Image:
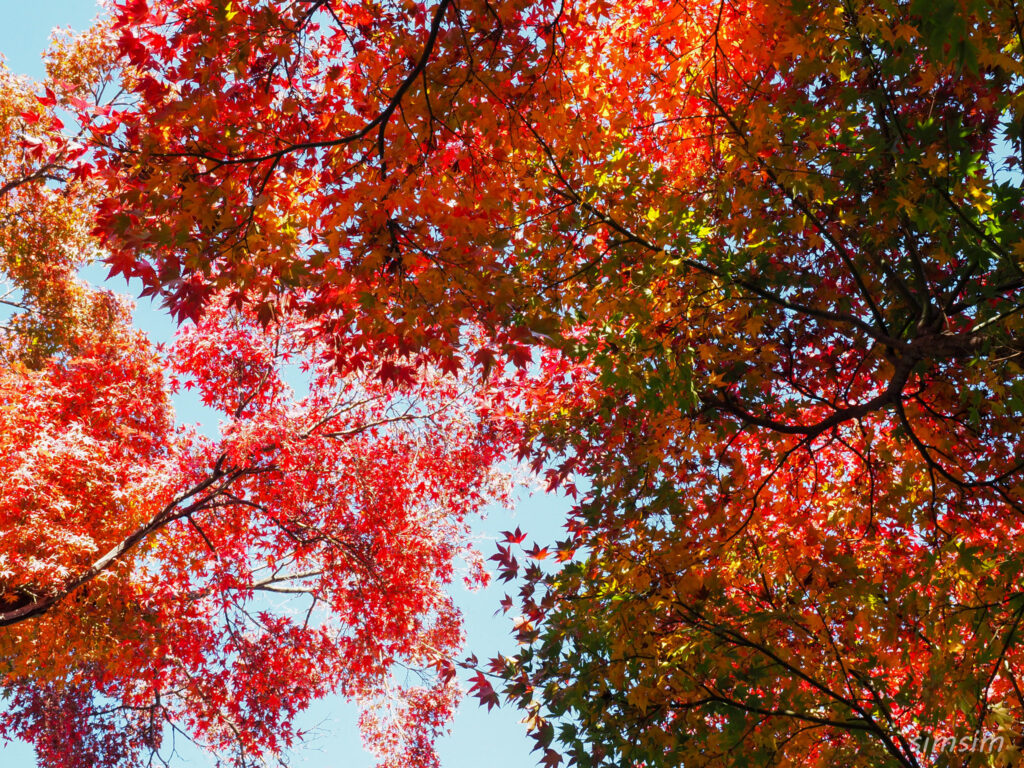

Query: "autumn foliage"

xmin=5 ymin=0 xmax=1024 ymax=766
xmin=0 ymin=26 xmax=514 ymax=768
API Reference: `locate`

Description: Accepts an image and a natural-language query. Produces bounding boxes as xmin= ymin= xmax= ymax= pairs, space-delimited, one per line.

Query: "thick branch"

xmin=0 ymin=464 xmax=240 ymax=628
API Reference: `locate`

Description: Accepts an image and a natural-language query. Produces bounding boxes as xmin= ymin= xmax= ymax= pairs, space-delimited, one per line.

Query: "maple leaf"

xmin=501 ymin=526 xmax=527 ymax=544
xmin=467 ymin=672 xmax=499 ymax=712
xmin=524 ymin=543 xmax=550 ymax=561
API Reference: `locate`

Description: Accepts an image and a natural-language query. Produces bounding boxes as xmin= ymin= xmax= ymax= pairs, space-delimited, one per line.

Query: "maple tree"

xmin=7 ymin=0 xmax=1024 ymax=766
xmin=492 ymin=2 xmax=1024 ymax=766
xmin=0 ymin=28 xmax=516 ymax=768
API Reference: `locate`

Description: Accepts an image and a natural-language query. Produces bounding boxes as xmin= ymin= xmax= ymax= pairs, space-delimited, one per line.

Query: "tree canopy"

xmin=4 ymin=0 xmax=1024 ymax=766
xmin=0 ymin=27 xmax=516 ymax=768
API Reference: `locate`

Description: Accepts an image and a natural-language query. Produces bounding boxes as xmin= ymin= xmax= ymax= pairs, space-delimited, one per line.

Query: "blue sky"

xmin=0 ymin=3 xmax=570 ymax=766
